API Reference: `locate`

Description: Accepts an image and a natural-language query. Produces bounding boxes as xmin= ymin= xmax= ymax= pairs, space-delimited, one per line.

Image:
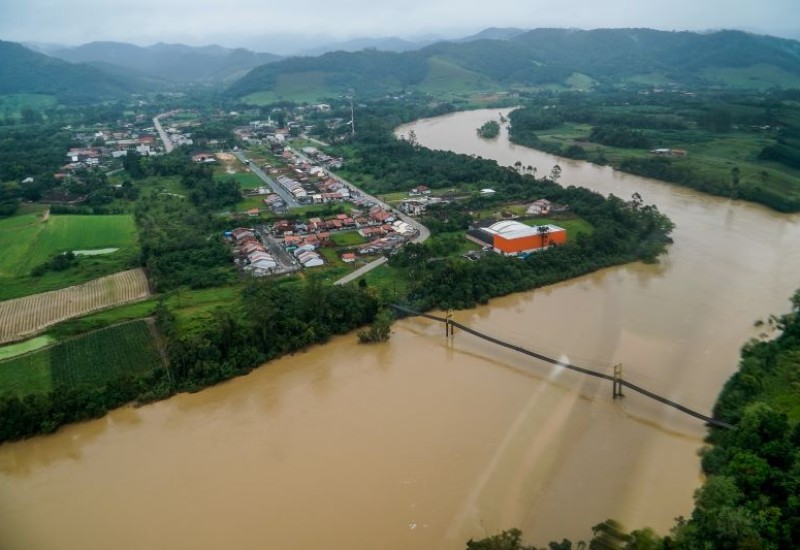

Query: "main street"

xmin=152 ymin=112 xmax=175 ymax=153
xmin=284 ymin=147 xmax=430 ymax=286
xmin=231 ymin=151 xmax=301 ymax=208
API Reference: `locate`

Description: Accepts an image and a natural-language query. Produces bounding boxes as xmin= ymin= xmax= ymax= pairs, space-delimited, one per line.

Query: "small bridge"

xmin=391 ymin=304 xmax=734 ymax=430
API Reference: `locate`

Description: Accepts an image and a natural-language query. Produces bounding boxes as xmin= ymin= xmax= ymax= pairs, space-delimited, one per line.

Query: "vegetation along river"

xmin=1 ymin=108 xmax=800 ymax=549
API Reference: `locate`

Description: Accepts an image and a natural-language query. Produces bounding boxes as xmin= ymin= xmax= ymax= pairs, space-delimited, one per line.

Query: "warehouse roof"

xmin=482 ymin=221 xmax=564 ymax=240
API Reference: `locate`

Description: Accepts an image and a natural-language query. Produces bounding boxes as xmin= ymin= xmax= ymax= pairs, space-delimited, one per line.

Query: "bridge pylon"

xmin=612 ymin=364 xmax=624 ymax=399
xmin=445 ymin=308 xmax=454 ymax=338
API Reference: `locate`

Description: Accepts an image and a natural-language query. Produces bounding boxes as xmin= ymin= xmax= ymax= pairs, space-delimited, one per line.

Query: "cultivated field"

xmin=0 ymin=320 xmax=162 ymax=397
xmin=0 ymin=214 xmax=138 ymax=278
xmin=0 ymin=269 xmax=150 ymax=344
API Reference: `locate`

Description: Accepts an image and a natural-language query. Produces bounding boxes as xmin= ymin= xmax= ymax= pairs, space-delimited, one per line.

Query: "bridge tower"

xmin=445 ymin=308 xmax=455 ymax=338
xmin=612 ymin=364 xmax=624 ymax=399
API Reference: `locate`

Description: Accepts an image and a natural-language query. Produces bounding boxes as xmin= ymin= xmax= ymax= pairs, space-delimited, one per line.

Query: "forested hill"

xmin=229 ymin=28 xmax=800 ymax=100
xmin=51 ymin=42 xmax=283 ymax=83
xmin=0 ymin=41 xmax=137 ymax=103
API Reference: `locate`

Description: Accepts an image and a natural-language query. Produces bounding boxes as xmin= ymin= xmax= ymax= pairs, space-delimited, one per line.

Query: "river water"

xmin=1 ymin=109 xmax=799 ymax=549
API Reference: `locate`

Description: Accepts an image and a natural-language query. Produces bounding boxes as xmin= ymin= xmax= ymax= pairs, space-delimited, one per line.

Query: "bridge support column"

xmin=445 ymin=308 xmax=454 ymax=338
xmin=612 ymin=364 xmax=624 ymax=399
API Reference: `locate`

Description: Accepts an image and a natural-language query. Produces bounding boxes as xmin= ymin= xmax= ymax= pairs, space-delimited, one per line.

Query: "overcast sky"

xmin=2 ymin=0 xmax=798 ymax=52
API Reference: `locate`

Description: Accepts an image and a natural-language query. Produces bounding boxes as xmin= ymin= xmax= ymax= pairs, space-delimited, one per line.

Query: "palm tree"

xmin=537 ymin=224 xmax=550 ymax=249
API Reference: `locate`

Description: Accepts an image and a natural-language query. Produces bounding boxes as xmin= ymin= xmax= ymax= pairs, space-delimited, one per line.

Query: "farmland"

xmin=0 ymin=321 xmax=162 ymax=398
xmin=0 ymin=269 xmax=150 ymax=344
xmin=0 ymin=213 xmax=137 ymax=276
xmin=0 ymin=213 xmax=139 ymax=300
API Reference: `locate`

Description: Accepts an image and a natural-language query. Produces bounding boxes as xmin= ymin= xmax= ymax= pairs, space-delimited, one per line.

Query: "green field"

xmin=220 ymin=171 xmax=264 ymax=189
xmin=0 ymin=336 xmax=55 ymax=361
xmin=519 ymin=217 xmax=595 ymax=240
xmin=0 ymin=214 xmax=140 ymax=300
xmin=0 ymin=321 xmax=161 ymax=398
xmin=417 ymin=56 xmax=500 ymax=96
xmin=0 ymin=94 xmax=57 ymax=118
xmin=0 ymin=214 xmax=138 ymax=278
xmin=700 ymin=64 xmax=800 ymax=90
xmin=330 ymin=231 xmax=367 ymax=247
xmin=242 ymin=71 xmax=338 ymax=104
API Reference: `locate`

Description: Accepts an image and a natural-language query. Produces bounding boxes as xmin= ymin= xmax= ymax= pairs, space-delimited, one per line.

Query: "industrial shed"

xmin=468 ymin=220 xmax=566 ymax=255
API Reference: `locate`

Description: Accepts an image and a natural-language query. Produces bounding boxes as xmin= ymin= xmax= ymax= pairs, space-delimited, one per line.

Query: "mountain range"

xmin=3 ymin=28 xmax=800 ymax=105
xmin=49 ymin=42 xmax=283 ymax=83
xmin=0 ymin=40 xmax=137 ymax=103
xmin=229 ymin=28 xmax=800 ymax=101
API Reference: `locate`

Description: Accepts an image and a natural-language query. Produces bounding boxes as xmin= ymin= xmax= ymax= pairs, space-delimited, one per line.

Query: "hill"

xmin=230 ymin=28 xmax=800 ymax=102
xmin=0 ymin=41 xmax=137 ymax=103
xmin=51 ymin=41 xmax=283 ymax=83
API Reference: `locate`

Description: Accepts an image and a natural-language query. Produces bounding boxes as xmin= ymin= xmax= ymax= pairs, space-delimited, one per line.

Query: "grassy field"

xmin=699 ymin=64 xmax=800 ymax=90
xmin=0 ymin=213 xmax=140 ymax=300
xmin=0 ymin=94 xmax=57 ymax=118
xmin=220 ymin=171 xmax=264 ymax=189
xmin=242 ymin=71 xmax=338 ymax=104
xmin=517 ymin=119 xmax=800 ymax=209
xmin=330 ymin=231 xmax=367 ymax=247
xmin=0 ymin=214 xmax=138 ymax=278
xmin=417 ymin=56 xmax=500 ymax=96
xmin=0 ymin=336 xmax=55 ymax=361
xmin=360 ymin=264 xmax=411 ymax=298
xmin=519 ymin=216 xmax=595 ymax=240
xmin=0 ymin=320 xmax=161 ymax=398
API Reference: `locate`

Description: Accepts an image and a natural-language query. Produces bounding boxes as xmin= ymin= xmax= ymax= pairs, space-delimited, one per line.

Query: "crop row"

xmin=0 ymin=269 xmax=150 ymax=344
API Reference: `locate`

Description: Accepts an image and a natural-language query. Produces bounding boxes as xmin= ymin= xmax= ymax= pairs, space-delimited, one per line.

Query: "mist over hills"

xmin=3 ymin=27 xmax=800 ymax=106
xmin=229 ymin=28 xmax=800 ymax=101
xmin=0 ymin=40 xmax=139 ymax=102
xmin=50 ymin=42 xmax=283 ymax=83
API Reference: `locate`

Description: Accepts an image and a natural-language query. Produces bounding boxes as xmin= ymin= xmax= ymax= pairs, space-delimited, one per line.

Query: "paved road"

xmin=153 ymin=112 xmax=175 ymax=153
xmin=232 ymin=151 xmax=301 ymax=208
xmin=287 ymin=147 xmax=430 ymax=245
xmin=282 ymin=147 xmax=430 ymax=286
xmin=334 ymin=257 xmax=389 ymax=286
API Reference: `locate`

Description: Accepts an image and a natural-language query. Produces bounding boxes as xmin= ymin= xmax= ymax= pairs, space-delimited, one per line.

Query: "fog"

xmin=1 ymin=0 xmax=798 ymax=52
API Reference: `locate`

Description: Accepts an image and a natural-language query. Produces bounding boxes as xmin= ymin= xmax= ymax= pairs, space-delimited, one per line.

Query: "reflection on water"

xmin=0 ymin=108 xmax=798 ymax=550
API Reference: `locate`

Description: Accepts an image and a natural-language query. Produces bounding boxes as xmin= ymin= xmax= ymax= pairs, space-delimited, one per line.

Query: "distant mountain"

xmin=0 ymin=40 xmax=138 ymax=103
xmin=457 ymin=27 xmax=528 ymax=42
xmin=51 ymin=42 xmax=283 ymax=83
xmin=229 ymin=28 xmax=800 ymax=102
xmin=299 ymin=36 xmax=439 ymax=56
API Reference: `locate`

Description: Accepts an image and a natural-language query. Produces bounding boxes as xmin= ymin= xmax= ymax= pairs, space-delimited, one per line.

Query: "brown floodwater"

xmin=1 ymin=109 xmax=799 ymax=549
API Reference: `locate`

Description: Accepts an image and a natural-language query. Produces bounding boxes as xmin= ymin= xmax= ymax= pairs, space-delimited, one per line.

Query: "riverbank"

xmin=1 ymin=108 xmax=799 ymax=550
xmin=504 ymin=93 xmax=800 ymax=213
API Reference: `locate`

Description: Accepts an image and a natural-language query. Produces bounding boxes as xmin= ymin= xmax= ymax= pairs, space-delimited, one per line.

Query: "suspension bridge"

xmin=391 ymin=304 xmax=734 ymax=430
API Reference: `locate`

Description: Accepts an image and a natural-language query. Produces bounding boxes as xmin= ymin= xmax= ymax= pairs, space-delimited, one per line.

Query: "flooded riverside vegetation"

xmin=1 ymin=109 xmax=800 ymax=549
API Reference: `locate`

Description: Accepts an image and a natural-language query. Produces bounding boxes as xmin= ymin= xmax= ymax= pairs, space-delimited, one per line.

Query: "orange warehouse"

xmin=482 ymin=220 xmax=566 ymax=255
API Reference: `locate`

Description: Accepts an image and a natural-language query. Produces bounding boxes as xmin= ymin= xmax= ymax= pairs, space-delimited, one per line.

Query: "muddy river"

xmin=1 ymin=108 xmax=799 ymax=549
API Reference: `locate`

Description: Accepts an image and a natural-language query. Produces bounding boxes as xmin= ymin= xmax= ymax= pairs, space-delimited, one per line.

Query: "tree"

xmin=550 ymin=164 xmax=562 ymax=183
xmin=537 ymin=224 xmax=551 ymax=249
